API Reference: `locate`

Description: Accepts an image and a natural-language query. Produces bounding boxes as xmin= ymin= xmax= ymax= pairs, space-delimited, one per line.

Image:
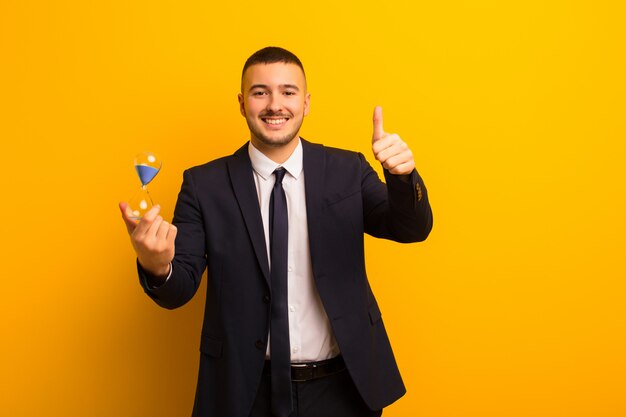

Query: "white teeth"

xmin=265 ymin=118 xmax=287 ymax=125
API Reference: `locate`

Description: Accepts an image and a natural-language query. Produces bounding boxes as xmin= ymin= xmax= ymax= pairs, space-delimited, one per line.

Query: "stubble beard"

xmin=247 ymin=116 xmax=303 ymax=148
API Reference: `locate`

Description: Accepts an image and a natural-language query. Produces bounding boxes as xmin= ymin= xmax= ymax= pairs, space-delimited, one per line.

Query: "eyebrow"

xmin=249 ymin=84 xmax=300 ymax=91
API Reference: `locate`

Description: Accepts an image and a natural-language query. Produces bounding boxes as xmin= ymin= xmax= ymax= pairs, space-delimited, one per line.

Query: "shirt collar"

xmin=248 ymin=138 xmax=303 ymax=181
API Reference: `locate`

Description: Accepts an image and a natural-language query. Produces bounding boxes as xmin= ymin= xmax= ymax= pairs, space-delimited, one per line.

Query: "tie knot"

xmin=273 ymin=167 xmax=287 ymax=185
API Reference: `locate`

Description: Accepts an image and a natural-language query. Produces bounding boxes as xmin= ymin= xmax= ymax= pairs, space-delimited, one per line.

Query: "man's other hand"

xmin=371 ymin=106 xmax=415 ymax=175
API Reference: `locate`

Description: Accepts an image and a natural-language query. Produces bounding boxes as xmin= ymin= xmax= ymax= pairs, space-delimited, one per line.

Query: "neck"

xmin=250 ymin=136 xmax=300 ymax=164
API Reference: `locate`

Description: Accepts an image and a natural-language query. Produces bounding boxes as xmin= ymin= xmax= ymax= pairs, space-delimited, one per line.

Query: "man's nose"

xmin=267 ymin=94 xmax=283 ymax=112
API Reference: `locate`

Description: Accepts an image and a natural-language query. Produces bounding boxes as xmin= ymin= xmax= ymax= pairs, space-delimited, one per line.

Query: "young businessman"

xmin=120 ymin=46 xmax=433 ymax=417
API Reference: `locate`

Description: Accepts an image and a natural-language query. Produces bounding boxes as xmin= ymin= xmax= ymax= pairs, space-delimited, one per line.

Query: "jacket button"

xmin=255 ymin=340 xmax=265 ymax=350
xmin=263 ymin=295 xmax=270 ymax=304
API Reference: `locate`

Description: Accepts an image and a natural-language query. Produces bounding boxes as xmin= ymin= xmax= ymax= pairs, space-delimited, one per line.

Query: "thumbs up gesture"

xmin=371 ymin=106 xmax=415 ymax=176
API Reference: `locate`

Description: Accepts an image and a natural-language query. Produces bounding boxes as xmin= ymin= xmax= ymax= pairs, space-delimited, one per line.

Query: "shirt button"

xmin=289 ymin=305 xmax=296 ymax=312
xmin=288 ymin=266 xmax=293 ymax=272
xmin=292 ymin=346 xmax=299 ymax=353
xmin=263 ymin=295 xmax=270 ymax=304
xmin=255 ymin=340 xmax=265 ymax=350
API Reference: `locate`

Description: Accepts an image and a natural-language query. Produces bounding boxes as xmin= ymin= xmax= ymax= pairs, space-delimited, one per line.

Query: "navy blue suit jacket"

xmin=139 ymin=139 xmax=433 ymax=417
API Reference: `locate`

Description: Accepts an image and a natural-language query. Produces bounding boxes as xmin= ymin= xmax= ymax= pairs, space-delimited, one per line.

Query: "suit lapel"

xmin=227 ymin=143 xmax=270 ymax=286
xmin=302 ymin=139 xmax=326 ymax=276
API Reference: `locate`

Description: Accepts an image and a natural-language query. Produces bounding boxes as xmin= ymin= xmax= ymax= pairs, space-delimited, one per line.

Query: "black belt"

xmin=263 ymin=355 xmax=346 ymax=382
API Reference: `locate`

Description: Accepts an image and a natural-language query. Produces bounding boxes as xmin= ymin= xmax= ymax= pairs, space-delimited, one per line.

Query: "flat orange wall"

xmin=1 ymin=1 xmax=625 ymax=416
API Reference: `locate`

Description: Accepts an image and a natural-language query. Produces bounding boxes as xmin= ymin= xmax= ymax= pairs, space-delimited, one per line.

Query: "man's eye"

xmin=284 ymin=91 xmax=296 ymax=96
xmin=252 ymin=91 xmax=267 ymax=96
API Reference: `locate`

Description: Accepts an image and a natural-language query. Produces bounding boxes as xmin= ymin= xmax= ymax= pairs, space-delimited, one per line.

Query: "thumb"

xmin=119 ymin=201 xmax=138 ymax=234
xmin=372 ymin=106 xmax=384 ymax=142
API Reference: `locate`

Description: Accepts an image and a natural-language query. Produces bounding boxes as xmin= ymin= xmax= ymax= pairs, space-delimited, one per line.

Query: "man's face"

xmin=238 ymin=62 xmax=310 ymax=148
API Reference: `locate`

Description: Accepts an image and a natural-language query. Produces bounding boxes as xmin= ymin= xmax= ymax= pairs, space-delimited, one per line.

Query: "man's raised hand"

xmin=119 ymin=202 xmax=176 ymax=280
xmin=371 ymin=106 xmax=415 ymax=176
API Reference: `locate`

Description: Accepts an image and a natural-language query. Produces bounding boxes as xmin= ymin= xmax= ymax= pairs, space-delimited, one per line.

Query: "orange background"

xmin=1 ymin=1 xmax=625 ymax=416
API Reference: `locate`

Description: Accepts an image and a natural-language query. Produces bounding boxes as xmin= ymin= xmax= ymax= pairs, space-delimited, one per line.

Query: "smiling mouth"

xmin=261 ymin=117 xmax=289 ymax=126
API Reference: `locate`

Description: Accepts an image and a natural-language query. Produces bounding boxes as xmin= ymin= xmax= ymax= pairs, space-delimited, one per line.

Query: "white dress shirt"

xmin=248 ymin=139 xmax=340 ymax=363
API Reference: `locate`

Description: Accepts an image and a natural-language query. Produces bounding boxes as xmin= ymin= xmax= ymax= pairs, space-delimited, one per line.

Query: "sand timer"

xmin=129 ymin=152 xmax=162 ymax=220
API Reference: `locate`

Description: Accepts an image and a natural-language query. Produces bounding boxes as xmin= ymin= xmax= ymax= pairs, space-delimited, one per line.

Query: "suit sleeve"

xmin=360 ymin=153 xmax=433 ymax=242
xmin=137 ymin=169 xmax=208 ymax=309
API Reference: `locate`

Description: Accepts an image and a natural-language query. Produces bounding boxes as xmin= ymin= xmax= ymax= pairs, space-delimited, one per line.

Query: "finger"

xmin=119 ymin=202 xmax=138 ymax=234
xmin=373 ymin=135 xmax=404 ymax=162
xmin=166 ymin=224 xmax=178 ymax=245
xmin=156 ymin=220 xmax=171 ymax=241
xmin=133 ymin=204 xmax=161 ymax=236
xmin=379 ymin=148 xmax=405 ymax=169
xmin=372 ymin=134 xmax=403 ymax=159
xmin=376 ymin=147 xmax=400 ymax=167
xmin=375 ymin=142 xmax=409 ymax=165
xmin=387 ymin=160 xmax=415 ymax=175
xmin=383 ymin=151 xmax=414 ymax=172
xmin=372 ymin=106 xmax=384 ymax=142
xmin=146 ymin=215 xmax=164 ymax=239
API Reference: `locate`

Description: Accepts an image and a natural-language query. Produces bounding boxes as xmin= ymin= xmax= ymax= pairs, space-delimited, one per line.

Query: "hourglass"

xmin=129 ymin=152 xmax=162 ymax=220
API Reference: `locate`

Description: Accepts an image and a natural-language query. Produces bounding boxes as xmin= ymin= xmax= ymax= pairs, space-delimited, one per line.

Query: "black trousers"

xmin=249 ymin=368 xmax=383 ymax=417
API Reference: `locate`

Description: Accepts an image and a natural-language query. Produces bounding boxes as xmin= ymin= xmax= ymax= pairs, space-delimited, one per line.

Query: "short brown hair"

xmin=242 ymin=46 xmax=305 ymax=81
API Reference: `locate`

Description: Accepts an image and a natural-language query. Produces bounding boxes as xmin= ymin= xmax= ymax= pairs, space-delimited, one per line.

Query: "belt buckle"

xmin=291 ymin=363 xmax=315 ymax=382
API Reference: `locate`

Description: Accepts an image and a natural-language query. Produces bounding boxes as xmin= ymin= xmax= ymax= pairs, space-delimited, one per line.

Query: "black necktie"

xmin=269 ymin=168 xmax=292 ymax=417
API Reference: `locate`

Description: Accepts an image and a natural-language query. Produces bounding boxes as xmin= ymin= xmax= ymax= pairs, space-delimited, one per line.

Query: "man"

xmin=120 ymin=46 xmax=433 ymax=417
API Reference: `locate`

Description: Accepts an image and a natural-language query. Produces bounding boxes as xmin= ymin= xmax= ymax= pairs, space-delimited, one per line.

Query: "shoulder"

xmin=302 ymin=138 xmax=365 ymax=167
xmin=186 ymin=155 xmax=231 ymax=173
xmin=182 ymin=143 xmax=247 ymax=183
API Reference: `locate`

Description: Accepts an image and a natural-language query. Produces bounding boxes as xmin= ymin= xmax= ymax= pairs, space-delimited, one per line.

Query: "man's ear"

xmin=304 ymin=92 xmax=311 ymax=116
xmin=238 ymin=93 xmax=245 ymax=117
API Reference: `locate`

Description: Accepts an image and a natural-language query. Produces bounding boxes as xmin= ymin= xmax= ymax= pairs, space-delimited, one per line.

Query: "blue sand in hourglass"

xmin=135 ymin=165 xmax=159 ymax=186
